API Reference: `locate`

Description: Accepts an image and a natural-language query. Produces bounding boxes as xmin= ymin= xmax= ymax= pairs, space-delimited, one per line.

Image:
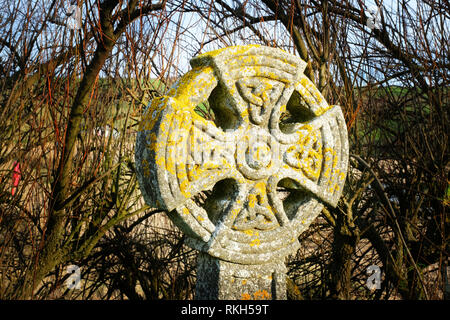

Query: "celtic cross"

xmin=135 ymin=45 xmax=348 ymax=299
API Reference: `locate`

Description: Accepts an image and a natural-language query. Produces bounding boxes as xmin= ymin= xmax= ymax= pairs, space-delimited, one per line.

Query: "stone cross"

xmin=135 ymin=45 xmax=349 ymax=300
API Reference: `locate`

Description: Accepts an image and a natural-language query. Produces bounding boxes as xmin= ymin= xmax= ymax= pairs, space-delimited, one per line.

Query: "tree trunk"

xmin=328 ymin=214 xmax=359 ymax=299
xmin=12 ymin=25 xmax=119 ymax=301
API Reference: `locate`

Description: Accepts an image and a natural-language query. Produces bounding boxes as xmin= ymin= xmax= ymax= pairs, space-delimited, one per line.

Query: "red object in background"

xmin=11 ymin=161 xmax=21 ymax=196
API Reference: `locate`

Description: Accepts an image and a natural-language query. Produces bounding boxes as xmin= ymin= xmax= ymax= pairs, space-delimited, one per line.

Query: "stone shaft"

xmin=195 ymin=253 xmax=286 ymax=300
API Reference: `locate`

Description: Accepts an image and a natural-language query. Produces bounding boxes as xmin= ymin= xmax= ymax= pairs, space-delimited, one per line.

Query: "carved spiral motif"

xmin=246 ymin=142 xmax=271 ymax=170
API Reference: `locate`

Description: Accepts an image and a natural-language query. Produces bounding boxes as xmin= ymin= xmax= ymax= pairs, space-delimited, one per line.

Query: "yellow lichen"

xmin=250 ymin=238 xmax=261 ymax=247
xmin=241 ymin=293 xmax=252 ymax=300
xmin=241 ymin=290 xmax=271 ymax=300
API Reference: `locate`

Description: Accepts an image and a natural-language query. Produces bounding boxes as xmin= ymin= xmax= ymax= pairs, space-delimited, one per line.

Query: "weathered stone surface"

xmin=135 ymin=45 xmax=349 ymax=299
xmin=195 ymin=252 xmax=286 ymax=300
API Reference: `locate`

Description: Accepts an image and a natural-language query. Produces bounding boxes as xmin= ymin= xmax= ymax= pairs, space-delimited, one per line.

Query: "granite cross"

xmin=135 ymin=45 xmax=348 ymax=299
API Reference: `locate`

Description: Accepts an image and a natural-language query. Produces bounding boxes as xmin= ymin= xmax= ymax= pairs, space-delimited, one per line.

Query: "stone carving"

xmin=135 ymin=45 xmax=349 ymax=299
